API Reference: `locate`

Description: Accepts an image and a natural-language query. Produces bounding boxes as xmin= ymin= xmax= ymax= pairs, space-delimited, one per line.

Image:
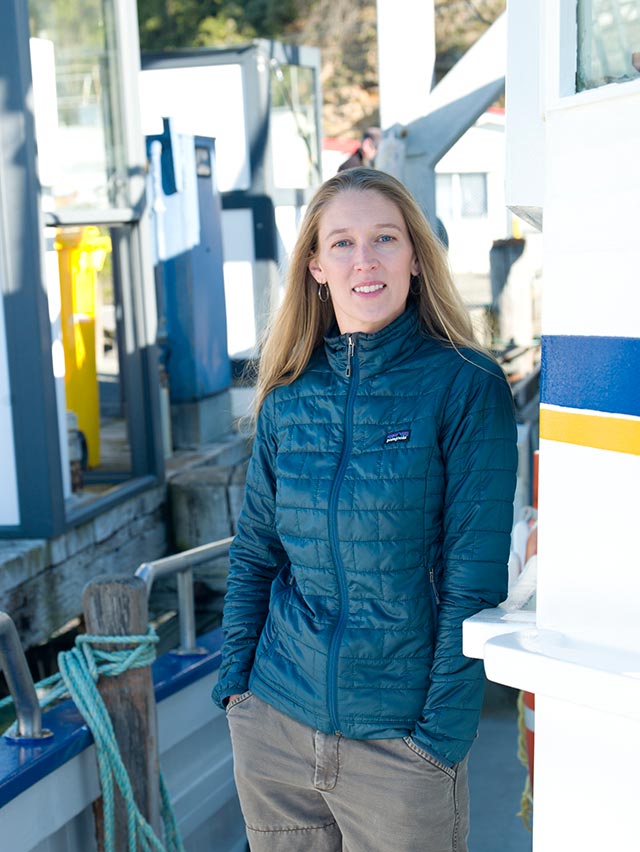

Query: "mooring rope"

xmin=516 ymin=689 xmax=534 ymax=831
xmin=1 ymin=629 xmax=184 ymax=852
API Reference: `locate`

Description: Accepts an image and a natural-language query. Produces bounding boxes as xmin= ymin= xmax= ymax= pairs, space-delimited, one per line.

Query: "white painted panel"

xmin=0 ymin=270 xmax=20 ymax=526
xmin=541 ymin=247 xmax=640 ymax=337
xmin=505 ymin=0 xmax=545 ymax=221
xmin=0 ymin=746 xmax=100 ymax=850
xmin=537 ymin=438 xmax=640 ymax=652
xmin=542 ymin=88 xmax=640 ymax=336
xmin=533 ymin=696 xmax=640 ymax=852
xmin=221 ymin=209 xmax=256 ymax=356
xmin=139 ymin=65 xmax=250 ymax=192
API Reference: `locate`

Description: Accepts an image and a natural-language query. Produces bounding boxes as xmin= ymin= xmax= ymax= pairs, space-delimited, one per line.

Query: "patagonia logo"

xmin=384 ymin=429 xmax=411 ymax=445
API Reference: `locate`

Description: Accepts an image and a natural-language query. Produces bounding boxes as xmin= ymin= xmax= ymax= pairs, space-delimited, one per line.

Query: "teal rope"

xmin=1 ymin=629 xmax=184 ymax=852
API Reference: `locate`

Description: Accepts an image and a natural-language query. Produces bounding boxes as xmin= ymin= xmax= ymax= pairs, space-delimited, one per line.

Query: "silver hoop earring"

xmin=410 ymin=275 xmax=421 ymax=296
xmin=318 ymin=283 xmax=330 ymax=303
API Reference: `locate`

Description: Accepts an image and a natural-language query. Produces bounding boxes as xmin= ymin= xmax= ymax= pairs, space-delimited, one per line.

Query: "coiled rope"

xmin=1 ymin=629 xmax=184 ymax=852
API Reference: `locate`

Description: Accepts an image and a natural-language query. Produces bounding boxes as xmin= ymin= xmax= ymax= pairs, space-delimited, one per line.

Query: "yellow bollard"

xmin=55 ymin=227 xmax=112 ymax=469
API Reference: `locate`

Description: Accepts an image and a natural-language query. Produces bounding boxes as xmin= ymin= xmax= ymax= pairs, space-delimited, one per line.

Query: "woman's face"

xmin=309 ymin=189 xmax=419 ymax=335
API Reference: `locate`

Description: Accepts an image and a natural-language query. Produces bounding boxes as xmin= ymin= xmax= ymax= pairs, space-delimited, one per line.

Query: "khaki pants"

xmin=227 ymin=691 xmax=469 ymax=852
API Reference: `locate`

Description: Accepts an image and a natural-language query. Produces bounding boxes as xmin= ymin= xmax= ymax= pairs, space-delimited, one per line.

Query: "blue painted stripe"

xmin=541 ymin=335 xmax=640 ymax=417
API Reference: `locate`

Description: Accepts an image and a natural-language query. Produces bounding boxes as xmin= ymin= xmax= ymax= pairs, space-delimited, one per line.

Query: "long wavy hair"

xmin=253 ymin=168 xmax=478 ymax=415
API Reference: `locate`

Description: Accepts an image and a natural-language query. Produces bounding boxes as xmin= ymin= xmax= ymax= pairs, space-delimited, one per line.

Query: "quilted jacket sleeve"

xmin=211 ymin=392 xmax=288 ymax=708
xmin=412 ymin=360 xmax=518 ymax=766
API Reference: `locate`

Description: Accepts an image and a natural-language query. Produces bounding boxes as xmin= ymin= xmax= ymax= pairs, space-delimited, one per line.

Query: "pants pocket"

xmin=401 ymin=736 xmax=457 ymax=780
xmin=226 ymin=689 xmax=254 ymax=714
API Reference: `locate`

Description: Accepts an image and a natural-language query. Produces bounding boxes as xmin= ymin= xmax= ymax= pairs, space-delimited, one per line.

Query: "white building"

xmin=436 ymin=108 xmax=510 ymax=280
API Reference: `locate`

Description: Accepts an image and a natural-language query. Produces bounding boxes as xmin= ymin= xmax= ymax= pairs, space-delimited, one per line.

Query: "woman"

xmin=213 ymin=168 xmax=518 ymax=852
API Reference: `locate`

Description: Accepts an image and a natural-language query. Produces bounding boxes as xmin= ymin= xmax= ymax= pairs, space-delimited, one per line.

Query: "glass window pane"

xmin=436 ymin=173 xmax=454 ymax=220
xmin=29 ymin=0 xmax=127 ymax=211
xmin=460 ymin=173 xmax=487 ymax=217
xmin=139 ymin=63 xmax=251 ymax=193
xmin=270 ymin=64 xmax=320 ymax=189
xmin=53 ymin=226 xmax=133 ymax=502
xmin=577 ymin=0 xmax=640 ymax=91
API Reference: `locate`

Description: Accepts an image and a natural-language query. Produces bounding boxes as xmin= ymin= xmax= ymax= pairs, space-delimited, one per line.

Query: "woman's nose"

xmin=353 ymin=244 xmax=378 ymax=270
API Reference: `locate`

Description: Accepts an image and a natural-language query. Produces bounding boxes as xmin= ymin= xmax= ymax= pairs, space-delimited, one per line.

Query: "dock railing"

xmin=135 ymin=536 xmax=233 ymax=654
xmin=0 ymin=611 xmax=44 ymax=739
xmin=0 ymin=537 xmax=233 ymax=741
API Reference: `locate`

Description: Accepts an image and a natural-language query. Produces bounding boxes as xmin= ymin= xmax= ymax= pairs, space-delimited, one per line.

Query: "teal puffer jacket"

xmin=213 ymin=306 xmax=518 ymax=766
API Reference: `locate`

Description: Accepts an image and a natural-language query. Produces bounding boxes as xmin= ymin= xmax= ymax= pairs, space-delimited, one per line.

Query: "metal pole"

xmin=135 ymin=536 xmax=233 ymax=653
xmin=177 ymin=569 xmax=197 ymax=653
xmin=0 ymin=611 xmax=42 ymax=738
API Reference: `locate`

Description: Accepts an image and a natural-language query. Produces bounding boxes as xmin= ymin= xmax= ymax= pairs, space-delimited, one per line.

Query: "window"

xmin=436 ymin=173 xmax=488 ymax=220
xmin=29 ymin=0 xmax=127 ymax=211
xmin=270 ymin=63 xmax=321 ymax=189
xmin=26 ymin=0 xmax=162 ymax=524
xmin=460 ymin=174 xmax=488 ymax=217
xmin=54 ymin=226 xmax=134 ymax=493
xmin=577 ymin=0 xmax=640 ymax=91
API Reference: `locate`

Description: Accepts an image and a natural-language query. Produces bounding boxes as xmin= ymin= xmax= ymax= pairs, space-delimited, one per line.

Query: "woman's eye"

xmin=333 ymin=239 xmax=350 ymax=248
xmin=378 ymin=234 xmax=394 ymax=243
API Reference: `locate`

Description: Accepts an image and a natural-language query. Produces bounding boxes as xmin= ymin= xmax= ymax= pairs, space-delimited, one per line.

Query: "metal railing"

xmin=135 ymin=537 xmax=233 ymax=654
xmin=0 ymin=611 xmax=45 ymax=739
xmin=0 ymin=538 xmax=232 ymax=740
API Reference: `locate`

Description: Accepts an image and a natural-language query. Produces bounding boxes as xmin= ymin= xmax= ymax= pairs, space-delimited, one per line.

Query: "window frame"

xmin=0 ymin=0 xmax=163 ymax=539
xmin=545 ymin=0 xmax=640 ymax=112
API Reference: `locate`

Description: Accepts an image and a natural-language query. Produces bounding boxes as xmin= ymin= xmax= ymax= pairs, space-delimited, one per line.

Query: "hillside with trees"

xmin=137 ymin=0 xmax=505 ymax=136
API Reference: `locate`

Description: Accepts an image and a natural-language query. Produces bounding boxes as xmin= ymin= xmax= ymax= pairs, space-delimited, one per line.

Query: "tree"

xmin=134 ymin=0 xmax=506 ymax=134
xmin=137 ymin=0 xmax=301 ymax=51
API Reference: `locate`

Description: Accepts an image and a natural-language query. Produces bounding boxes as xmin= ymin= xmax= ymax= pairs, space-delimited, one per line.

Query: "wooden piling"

xmin=83 ymin=574 xmax=162 ymax=850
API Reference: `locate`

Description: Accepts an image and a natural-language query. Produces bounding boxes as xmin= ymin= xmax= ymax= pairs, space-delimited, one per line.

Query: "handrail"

xmin=0 ymin=611 xmax=43 ymax=738
xmin=135 ymin=537 xmax=233 ymax=654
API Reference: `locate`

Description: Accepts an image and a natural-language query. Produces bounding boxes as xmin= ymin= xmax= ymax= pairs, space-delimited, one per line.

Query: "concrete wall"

xmin=0 ymin=487 xmax=168 ymax=649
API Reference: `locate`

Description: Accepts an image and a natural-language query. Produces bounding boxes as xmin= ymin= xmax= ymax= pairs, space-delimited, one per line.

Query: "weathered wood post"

xmin=83 ymin=574 xmax=162 ymax=850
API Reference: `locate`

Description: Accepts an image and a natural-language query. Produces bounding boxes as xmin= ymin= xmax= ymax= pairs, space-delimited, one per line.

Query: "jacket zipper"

xmin=327 ymin=334 xmax=358 ymax=734
xmin=345 ymin=336 xmax=355 ymax=378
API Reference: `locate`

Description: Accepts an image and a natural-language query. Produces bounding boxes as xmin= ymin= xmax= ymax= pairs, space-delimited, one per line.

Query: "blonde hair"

xmin=253 ymin=168 xmax=478 ymax=415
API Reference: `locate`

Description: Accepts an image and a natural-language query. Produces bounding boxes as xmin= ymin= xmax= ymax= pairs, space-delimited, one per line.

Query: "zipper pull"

xmin=346 ymin=335 xmax=355 ymax=378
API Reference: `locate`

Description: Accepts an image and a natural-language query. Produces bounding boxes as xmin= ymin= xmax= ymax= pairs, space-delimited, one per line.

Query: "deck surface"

xmin=469 ymin=682 xmax=532 ymax=852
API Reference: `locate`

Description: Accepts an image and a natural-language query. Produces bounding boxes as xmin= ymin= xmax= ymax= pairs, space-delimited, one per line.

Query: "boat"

xmin=0 ymin=541 xmax=248 ymax=852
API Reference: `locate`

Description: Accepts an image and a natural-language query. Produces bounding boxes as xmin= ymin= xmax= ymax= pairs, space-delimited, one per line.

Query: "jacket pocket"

xmin=428 ymin=567 xmax=440 ymax=621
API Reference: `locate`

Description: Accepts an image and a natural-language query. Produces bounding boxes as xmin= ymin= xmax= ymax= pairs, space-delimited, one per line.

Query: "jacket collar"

xmin=323 ymin=303 xmax=426 ymax=380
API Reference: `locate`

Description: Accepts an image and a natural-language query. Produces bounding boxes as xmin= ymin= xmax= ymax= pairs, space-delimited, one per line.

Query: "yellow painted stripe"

xmin=540 ymin=408 xmax=640 ymax=456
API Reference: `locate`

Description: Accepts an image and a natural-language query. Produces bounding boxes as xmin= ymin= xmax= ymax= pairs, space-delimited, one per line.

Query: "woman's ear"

xmin=411 ymin=256 xmax=420 ymax=276
xmin=308 ymin=259 xmax=325 ymax=283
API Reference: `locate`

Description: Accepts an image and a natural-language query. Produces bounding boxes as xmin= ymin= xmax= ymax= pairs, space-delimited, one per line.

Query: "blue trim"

xmin=0 ymin=627 xmax=224 ymax=809
xmin=541 ymin=335 xmax=640 ymax=417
